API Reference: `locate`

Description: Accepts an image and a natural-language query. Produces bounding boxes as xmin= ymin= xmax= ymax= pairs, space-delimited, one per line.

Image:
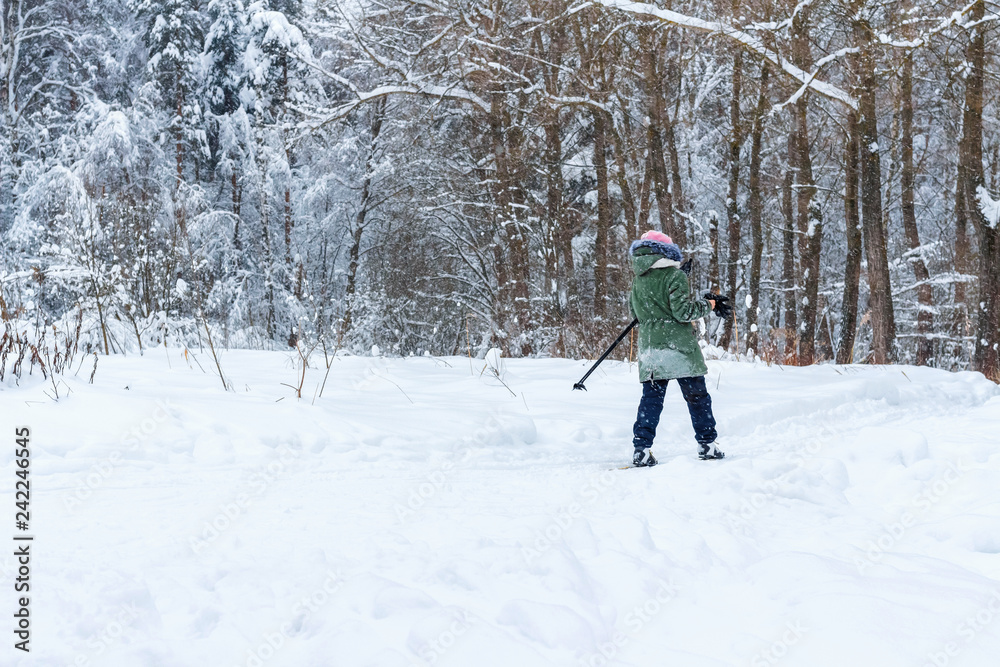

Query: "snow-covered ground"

xmin=3 ymin=349 xmax=1000 ymax=666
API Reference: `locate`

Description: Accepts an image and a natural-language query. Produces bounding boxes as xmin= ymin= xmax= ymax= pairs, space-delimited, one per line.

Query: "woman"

xmin=628 ymin=230 xmax=728 ymax=466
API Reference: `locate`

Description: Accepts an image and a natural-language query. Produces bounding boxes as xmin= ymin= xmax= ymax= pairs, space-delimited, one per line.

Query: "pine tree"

xmin=245 ymin=0 xmax=312 ymax=317
xmin=132 ymin=0 xmax=206 ymax=191
xmin=205 ymin=0 xmax=247 ymax=116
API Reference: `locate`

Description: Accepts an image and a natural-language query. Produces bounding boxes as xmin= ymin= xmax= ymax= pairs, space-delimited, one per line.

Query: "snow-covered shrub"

xmin=0 ymin=308 xmax=89 ymax=395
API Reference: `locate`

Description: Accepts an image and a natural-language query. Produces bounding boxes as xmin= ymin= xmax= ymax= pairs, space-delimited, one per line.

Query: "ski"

xmin=610 ymin=455 xmax=731 ymax=469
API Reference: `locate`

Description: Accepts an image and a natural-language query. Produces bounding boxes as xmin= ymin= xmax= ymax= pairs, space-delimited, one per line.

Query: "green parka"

xmin=629 ymin=246 xmax=711 ymax=381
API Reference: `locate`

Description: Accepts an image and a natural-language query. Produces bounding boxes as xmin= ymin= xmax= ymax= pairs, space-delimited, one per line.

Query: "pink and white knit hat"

xmin=641 ymin=230 xmax=673 ymax=245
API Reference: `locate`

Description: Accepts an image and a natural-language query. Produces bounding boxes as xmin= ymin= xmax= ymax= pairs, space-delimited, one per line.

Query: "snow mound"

xmin=3 ymin=352 xmax=1000 ymax=666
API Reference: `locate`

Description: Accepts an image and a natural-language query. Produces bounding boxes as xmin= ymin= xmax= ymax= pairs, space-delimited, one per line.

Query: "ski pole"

xmin=573 ymin=318 xmax=639 ymax=391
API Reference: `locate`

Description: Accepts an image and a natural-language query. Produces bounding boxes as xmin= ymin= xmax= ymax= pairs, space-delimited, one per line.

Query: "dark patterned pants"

xmin=633 ymin=375 xmax=717 ymax=450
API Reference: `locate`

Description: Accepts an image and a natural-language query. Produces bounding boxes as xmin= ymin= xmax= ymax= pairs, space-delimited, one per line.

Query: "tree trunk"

xmin=282 ymin=58 xmax=294 ymax=270
xmin=708 ymin=211 xmax=720 ymax=291
xmin=664 ymin=114 xmax=687 ymax=249
xmin=175 ymin=89 xmax=187 ymax=243
xmin=339 ymin=100 xmax=385 ymax=347
xmin=489 ymin=92 xmax=513 ymax=349
xmin=231 ymin=171 xmax=242 ymax=252
xmin=611 ymin=120 xmax=638 ymax=243
xmin=644 ymin=44 xmax=676 ymax=238
xmin=543 ymin=113 xmax=564 ymax=334
xmin=954 ymin=177 xmax=969 ymax=351
xmin=489 ymin=92 xmax=532 ymax=355
xmin=592 ymin=110 xmax=613 ymax=320
xmin=795 ymin=114 xmax=822 ymax=364
xmin=258 ymin=155 xmax=275 ymax=339
xmin=339 ymin=222 xmax=364 ymax=347
xmin=284 ymin=186 xmax=293 ymax=268
xmin=781 ymin=133 xmax=798 ymax=362
xmin=899 ymin=51 xmax=933 ymax=366
xmin=789 ymin=7 xmax=822 ymax=364
xmin=745 ymin=63 xmax=769 ymax=356
xmin=637 ymin=152 xmax=654 ymax=233
xmin=838 ymin=111 xmax=863 ymax=365
xmin=960 ymin=0 xmax=999 ymax=381
xmin=536 ymin=15 xmax=569 ymax=343
xmin=719 ymin=49 xmax=743 ymax=350
xmin=975 ymin=232 xmax=1000 ymax=381
xmin=557 ymin=207 xmax=577 ymax=335
xmin=854 ymin=14 xmax=897 ymax=364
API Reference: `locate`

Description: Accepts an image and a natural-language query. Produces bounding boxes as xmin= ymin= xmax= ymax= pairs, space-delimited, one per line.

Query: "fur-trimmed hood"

xmin=629 ymin=239 xmax=683 ymax=276
xmin=629 ymin=239 xmax=683 ymax=262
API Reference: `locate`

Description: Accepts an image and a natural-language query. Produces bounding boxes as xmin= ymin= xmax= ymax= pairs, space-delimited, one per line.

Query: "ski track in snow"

xmin=2 ymin=351 xmax=1000 ymax=666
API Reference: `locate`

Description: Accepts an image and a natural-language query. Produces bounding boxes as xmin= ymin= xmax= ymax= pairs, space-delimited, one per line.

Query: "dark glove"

xmin=680 ymin=258 xmax=693 ymax=276
xmin=703 ymin=292 xmax=733 ymax=320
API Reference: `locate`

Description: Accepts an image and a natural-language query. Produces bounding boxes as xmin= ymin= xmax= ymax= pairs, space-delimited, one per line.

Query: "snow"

xmin=4 ymin=352 xmax=1000 ymax=666
xmin=314 ymin=84 xmax=491 ymax=129
xmin=248 ymin=8 xmax=313 ymax=61
xmin=485 ymin=348 xmax=505 ymax=377
xmin=590 ymin=0 xmax=857 ymax=110
xmin=977 ymin=186 xmax=1000 ymax=229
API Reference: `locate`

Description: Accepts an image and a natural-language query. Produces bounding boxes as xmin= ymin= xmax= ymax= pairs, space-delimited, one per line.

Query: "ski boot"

xmin=633 ymin=448 xmax=658 ymax=467
xmin=698 ymin=441 xmax=725 ymax=460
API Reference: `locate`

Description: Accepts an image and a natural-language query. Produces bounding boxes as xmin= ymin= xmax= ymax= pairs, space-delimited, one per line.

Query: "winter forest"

xmin=2 ymin=0 xmax=999 ymax=379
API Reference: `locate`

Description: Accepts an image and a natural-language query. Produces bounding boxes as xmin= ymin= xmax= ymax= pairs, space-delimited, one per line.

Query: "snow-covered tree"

xmin=204 ymin=0 xmax=247 ymax=117
xmin=1 ymin=0 xmax=998 ymax=375
xmin=133 ymin=0 xmax=206 ymax=195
